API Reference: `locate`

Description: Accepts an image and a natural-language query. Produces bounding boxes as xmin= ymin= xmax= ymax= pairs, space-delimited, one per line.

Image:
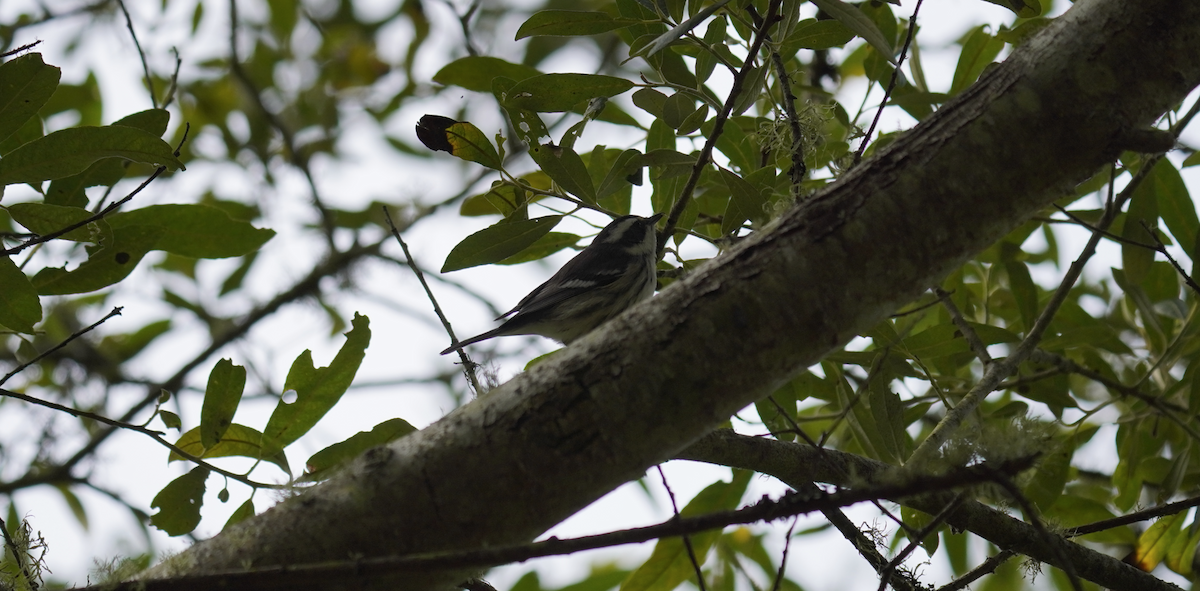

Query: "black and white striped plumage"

xmin=441 ymin=214 xmax=663 ymax=355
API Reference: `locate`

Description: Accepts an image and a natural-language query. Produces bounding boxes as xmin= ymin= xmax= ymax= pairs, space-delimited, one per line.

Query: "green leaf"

xmin=96 ymin=319 xmax=169 ymax=364
xmin=0 ymin=256 xmax=41 ymax=333
xmin=222 ymin=500 xmax=255 ymax=532
xmin=641 ymin=0 xmax=733 ymax=57
xmin=112 ymin=108 xmax=171 ymax=136
xmin=597 ymin=149 xmax=645 ymax=200
xmin=32 ymin=224 xmax=163 ymax=295
xmin=0 ymin=113 xmax=44 ymax=157
xmin=529 ymin=143 xmax=596 ymax=202
xmin=149 ymin=467 xmax=209 ymax=536
xmin=497 ymin=232 xmax=581 ymax=265
xmin=621 ymin=470 xmax=751 ymax=591
xmin=44 ymin=109 xmax=172 ymax=207
xmin=1165 ymin=510 xmax=1200 ymax=576
xmin=1145 ymin=159 xmax=1198 ymax=262
xmin=979 ymin=0 xmax=1041 ymax=18
xmin=200 ymin=359 xmax=247 ymax=449
xmin=632 ymin=88 xmax=668 ymax=118
xmin=1122 ymin=168 xmax=1159 ymax=285
xmin=442 ymin=216 xmax=563 ymax=272
xmin=494 ymin=77 xmax=551 ymax=145
xmin=900 ymin=506 xmax=939 ymax=554
xmin=809 ymin=0 xmax=896 ymax=64
xmin=7 ymin=202 xmax=106 ymax=242
xmin=0 ymin=53 xmax=61 ymax=145
xmin=169 ymin=424 xmax=290 ymax=474
xmin=731 ymin=65 xmax=767 ymax=116
xmin=995 ymin=17 xmax=1052 ymax=47
xmin=950 ymin=26 xmax=1005 ymax=95
xmin=159 ymin=410 xmax=182 ymax=430
xmin=262 ymin=314 xmax=371 ymax=451
xmin=1022 ymin=438 xmax=1073 ymax=510
xmin=755 ymin=392 xmax=797 ymax=442
xmin=719 ymin=168 xmax=766 ymax=235
xmin=0 ymin=125 xmax=184 ymax=186
xmin=54 ymin=484 xmax=88 ymax=531
xmin=504 ymin=74 xmax=635 ymax=113
xmin=781 ymin=19 xmax=855 ymax=53
xmin=107 ymin=204 xmax=275 ymax=258
xmin=302 ymin=418 xmax=418 ymax=482
xmin=1132 ymin=511 xmax=1186 ymax=572
xmin=661 ymin=93 xmax=695 ymax=130
xmin=516 ymin=10 xmax=637 ymax=39
xmin=433 ymin=57 xmax=542 ymax=92
xmin=460 ymin=176 xmax=549 ymax=217
xmin=1000 ymin=243 xmax=1038 ymax=332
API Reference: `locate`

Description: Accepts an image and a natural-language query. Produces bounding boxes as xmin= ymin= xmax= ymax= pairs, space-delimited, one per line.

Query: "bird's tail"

xmin=439 ymin=327 xmax=507 ymax=355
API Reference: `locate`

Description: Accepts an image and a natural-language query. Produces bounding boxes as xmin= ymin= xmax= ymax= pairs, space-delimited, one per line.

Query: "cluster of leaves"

xmin=0 ymin=0 xmax=448 ymax=568
xmin=2 ymin=0 xmax=1200 ymax=589
xmin=413 ymin=0 xmax=1200 ymax=589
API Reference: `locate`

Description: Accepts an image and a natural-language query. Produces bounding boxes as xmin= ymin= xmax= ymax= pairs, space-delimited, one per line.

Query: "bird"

xmin=441 ymin=213 xmax=663 ymax=355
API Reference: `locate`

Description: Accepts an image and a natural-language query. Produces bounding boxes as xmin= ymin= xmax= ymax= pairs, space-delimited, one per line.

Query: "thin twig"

xmin=0 ymin=387 xmax=277 ymax=489
xmin=935 ymin=550 xmax=1015 ymax=591
xmin=770 ymin=517 xmax=797 ymax=591
xmin=993 ymin=475 xmax=1082 ymax=591
xmin=657 ymin=465 xmax=707 ymax=591
xmin=878 ymin=492 xmax=965 ymax=591
xmin=889 ymin=291 xmax=949 ymax=318
xmin=909 ymin=162 xmax=1128 ymax=467
xmin=4 ymin=168 xmax=164 ymax=256
xmin=855 ymin=0 xmax=925 ymax=164
xmin=1051 ymin=204 xmax=1154 ymax=249
xmin=935 ymin=287 xmax=991 ymax=364
xmin=1065 ymin=489 xmax=1200 ymax=538
xmin=764 ymin=398 xmax=923 ymax=591
xmin=372 ymin=253 xmax=504 ymax=317
xmin=1140 ymin=220 xmax=1200 ymax=296
xmin=0 ymin=307 xmax=124 ymax=386
xmin=117 ymin=0 xmax=157 ymax=108
xmin=658 ymin=0 xmax=783 ymax=253
xmin=227 ymin=0 xmax=337 ymax=246
xmin=161 ymin=47 xmax=183 ymax=110
xmin=450 ymin=0 xmax=481 ymax=57
xmin=1028 ymin=349 xmax=1200 ymax=443
xmin=746 ymin=6 xmax=805 ymax=187
xmin=382 ymin=206 xmax=483 ymax=396
xmin=1 ymin=41 xmax=43 ymax=58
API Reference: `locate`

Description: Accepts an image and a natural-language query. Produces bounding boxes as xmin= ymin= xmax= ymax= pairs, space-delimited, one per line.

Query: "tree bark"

xmin=139 ymin=0 xmax=1200 ymax=589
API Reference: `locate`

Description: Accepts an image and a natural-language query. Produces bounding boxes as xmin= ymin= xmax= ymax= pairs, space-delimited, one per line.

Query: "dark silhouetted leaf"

xmin=442 ymin=216 xmax=563 ymax=272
